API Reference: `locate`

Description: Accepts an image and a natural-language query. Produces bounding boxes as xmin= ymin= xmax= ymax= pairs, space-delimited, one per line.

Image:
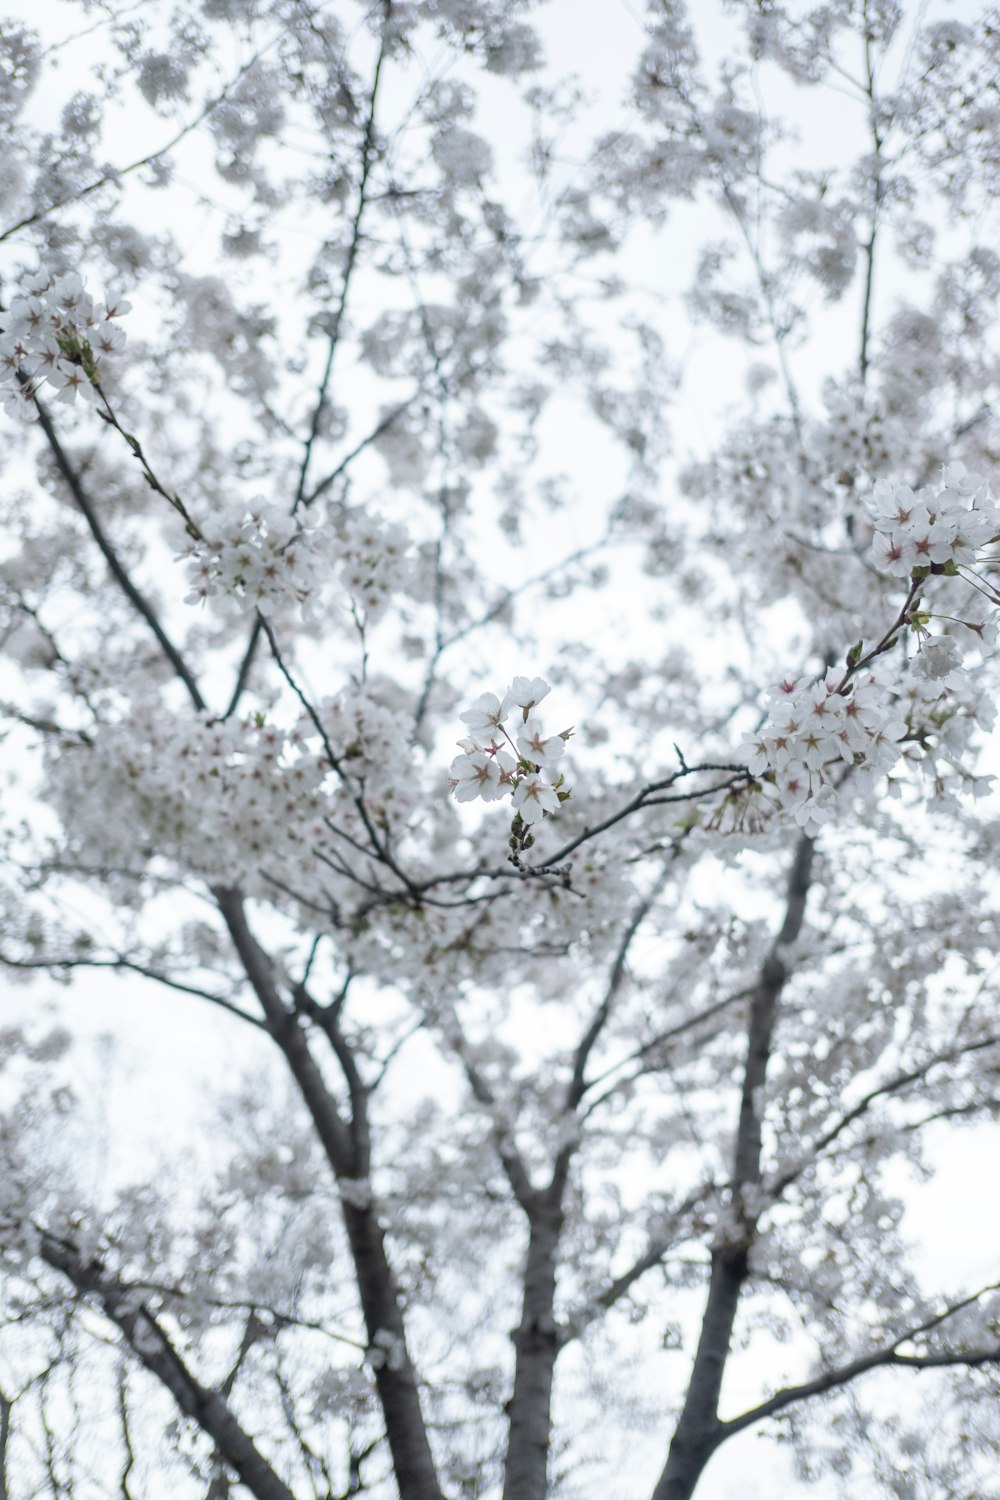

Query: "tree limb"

xmin=36 ymin=1228 xmax=297 ymax=1500
xmin=33 ymin=397 xmax=206 ymax=712
xmin=213 ymin=886 xmax=444 ymax=1500
xmin=721 ymin=1310 xmax=1000 ymax=1440
xmin=652 ymin=834 xmax=815 ymax=1500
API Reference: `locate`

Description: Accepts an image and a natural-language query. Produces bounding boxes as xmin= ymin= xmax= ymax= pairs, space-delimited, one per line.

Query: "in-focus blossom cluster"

xmin=741 ymin=668 xmax=905 ymax=832
xmin=449 ymin=676 xmax=572 ymax=833
xmin=0 ymin=271 xmax=130 ymax=421
xmin=867 ymin=463 xmax=999 ymax=576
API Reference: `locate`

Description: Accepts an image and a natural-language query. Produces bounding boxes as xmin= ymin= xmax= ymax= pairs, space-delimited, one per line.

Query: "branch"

xmin=223 ymin=618 xmax=263 ymax=721
xmin=858 ymin=19 xmax=885 ymax=386
xmin=564 ymin=871 xmax=670 ymax=1115
xmin=652 ymin=834 xmax=815 ymax=1500
xmin=292 ymin=19 xmax=387 ymax=517
xmin=32 ymin=396 xmax=206 ymax=712
xmin=293 ymin=976 xmax=371 ymax=1169
xmin=0 ymin=60 xmax=267 ymax=246
xmin=559 ymin=1183 xmax=718 ymax=1345
xmin=0 ymin=952 xmax=267 ymax=1032
xmin=116 ymin=1362 xmax=136 ymax=1500
xmin=260 ymin=617 xmax=422 ymax=898
xmin=36 ymin=1228 xmax=297 ymax=1500
xmin=720 ymin=1284 xmax=1000 ymax=1439
xmin=273 ymin=1357 xmax=335 ymax=1500
xmin=0 ymin=1388 xmax=10 ymax=1500
xmin=768 ymin=1029 xmax=1000 ymax=1199
xmin=579 ymin=985 xmax=755 ymax=1112
xmin=530 ymin=763 xmax=750 ymax=871
xmin=213 ymin=886 xmax=444 ymax=1500
xmin=456 ymin=1046 xmax=537 ymax=1212
xmin=302 ymin=395 xmax=422 ymax=510
xmin=215 ymin=0 xmax=395 ymax=723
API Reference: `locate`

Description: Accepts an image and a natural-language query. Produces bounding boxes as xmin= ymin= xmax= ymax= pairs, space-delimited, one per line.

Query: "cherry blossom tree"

xmin=2 ymin=2 xmax=1000 ymax=1497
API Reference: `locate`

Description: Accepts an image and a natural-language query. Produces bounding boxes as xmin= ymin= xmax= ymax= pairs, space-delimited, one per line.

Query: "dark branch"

xmin=37 ymin=1228 xmax=297 ymax=1500
xmin=33 ymin=397 xmax=206 ymax=712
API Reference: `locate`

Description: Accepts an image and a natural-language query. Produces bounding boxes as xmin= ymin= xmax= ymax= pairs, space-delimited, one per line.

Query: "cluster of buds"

xmin=0 ymin=271 xmax=129 ymax=420
xmin=449 ymin=676 xmax=572 ymax=852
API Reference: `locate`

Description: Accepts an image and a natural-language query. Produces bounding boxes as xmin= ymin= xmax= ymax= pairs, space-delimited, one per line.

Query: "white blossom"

xmin=0 ymin=267 xmax=129 ymax=419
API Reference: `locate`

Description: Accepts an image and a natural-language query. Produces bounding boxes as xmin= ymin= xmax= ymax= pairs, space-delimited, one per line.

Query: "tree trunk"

xmin=503 ymin=1213 xmax=562 ymax=1500
xmin=216 ymin=889 xmax=445 ymax=1500
xmin=651 ymin=836 xmax=814 ymax=1500
xmin=650 ymin=1249 xmax=744 ymax=1500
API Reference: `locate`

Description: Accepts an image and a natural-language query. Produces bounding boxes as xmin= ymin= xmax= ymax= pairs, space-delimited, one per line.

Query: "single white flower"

xmin=504 ymin=675 xmax=550 ymax=720
xmin=871 ymin=529 xmax=915 ymax=576
xmin=740 ymin=729 xmax=770 ymax=777
xmin=459 ymin=692 xmax=507 ymax=736
xmin=512 ymin=773 xmax=560 ymax=823
xmin=911 ymin=636 xmax=962 ymax=681
xmin=450 ymin=750 xmax=502 ymax=802
xmin=516 ymin=721 xmax=565 ymax=768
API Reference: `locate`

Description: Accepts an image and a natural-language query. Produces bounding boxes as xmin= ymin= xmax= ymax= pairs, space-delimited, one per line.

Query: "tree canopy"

xmin=1 ymin=2 xmax=1000 ymax=1497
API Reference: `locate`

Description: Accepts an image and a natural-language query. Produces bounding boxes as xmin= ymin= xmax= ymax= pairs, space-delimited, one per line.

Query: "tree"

xmin=1 ymin=0 xmax=1000 ymax=1495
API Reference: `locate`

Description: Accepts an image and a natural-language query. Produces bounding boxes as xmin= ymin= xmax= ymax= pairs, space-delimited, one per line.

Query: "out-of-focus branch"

xmin=720 ymin=1281 xmax=1000 ymax=1439
xmin=33 ymin=397 xmax=206 ymax=712
xmin=36 ymin=1228 xmax=298 ymax=1500
xmin=651 ymin=834 xmax=815 ymax=1500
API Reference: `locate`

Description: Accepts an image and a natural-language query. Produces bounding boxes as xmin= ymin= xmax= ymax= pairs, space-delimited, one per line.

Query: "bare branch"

xmin=721 ymin=1286 xmax=1000 ymax=1440
xmin=213 ymin=886 xmax=445 ymax=1500
xmin=0 ymin=58 xmax=272 ymax=245
xmin=0 ymin=1387 xmax=11 ymax=1500
xmin=0 ymin=952 xmax=266 ymax=1032
xmin=32 ymin=396 xmax=206 ymax=712
xmin=651 ymin=835 xmax=815 ymax=1500
xmin=768 ymin=1030 xmax=1000 ymax=1200
xmin=36 ymin=1227 xmax=298 ymax=1500
xmin=457 ymin=1046 xmax=537 ymax=1212
xmin=559 ymin=1183 xmax=719 ymax=1345
xmin=116 ymin=1362 xmax=136 ymax=1500
xmin=564 ymin=871 xmax=671 ymax=1115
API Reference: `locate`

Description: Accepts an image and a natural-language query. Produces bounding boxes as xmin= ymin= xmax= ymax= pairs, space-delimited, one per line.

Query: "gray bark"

xmin=38 ymin=1230 xmax=296 ymax=1500
xmin=651 ymin=835 xmax=814 ymax=1500
xmin=502 ymin=1210 xmax=562 ymax=1500
xmin=216 ymin=888 xmax=445 ymax=1500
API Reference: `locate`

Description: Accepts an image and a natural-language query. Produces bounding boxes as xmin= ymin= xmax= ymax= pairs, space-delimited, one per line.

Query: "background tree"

xmin=1 ymin=2 xmax=1000 ymax=1497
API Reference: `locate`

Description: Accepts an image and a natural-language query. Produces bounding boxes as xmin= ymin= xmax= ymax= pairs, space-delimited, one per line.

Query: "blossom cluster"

xmin=183 ymin=504 xmax=327 ymax=617
xmin=741 ymin=669 xmax=905 ymax=831
xmin=47 ymin=706 xmax=332 ymax=893
xmin=449 ymin=677 xmax=571 ymax=830
xmin=867 ymin=463 xmax=999 ymax=576
xmin=0 ymin=271 xmax=129 ymax=421
xmin=182 ymin=503 xmax=415 ymax=622
xmin=338 ymin=509 xmax=411 ymax=624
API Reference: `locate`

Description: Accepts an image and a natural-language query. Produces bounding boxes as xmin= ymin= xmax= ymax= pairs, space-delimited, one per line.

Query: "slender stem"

xmin=292 ymin=23 xmax=387 ymax=514
xmin=859 ymin=4 xmax=885 ymax=386
xmin=33 ymin=395 xmax=206 ymax=712
xmin=0 ymin=1389 xmax=10 ymax=1500
xmin=0 ymin=58 xmax=268 ymax=245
